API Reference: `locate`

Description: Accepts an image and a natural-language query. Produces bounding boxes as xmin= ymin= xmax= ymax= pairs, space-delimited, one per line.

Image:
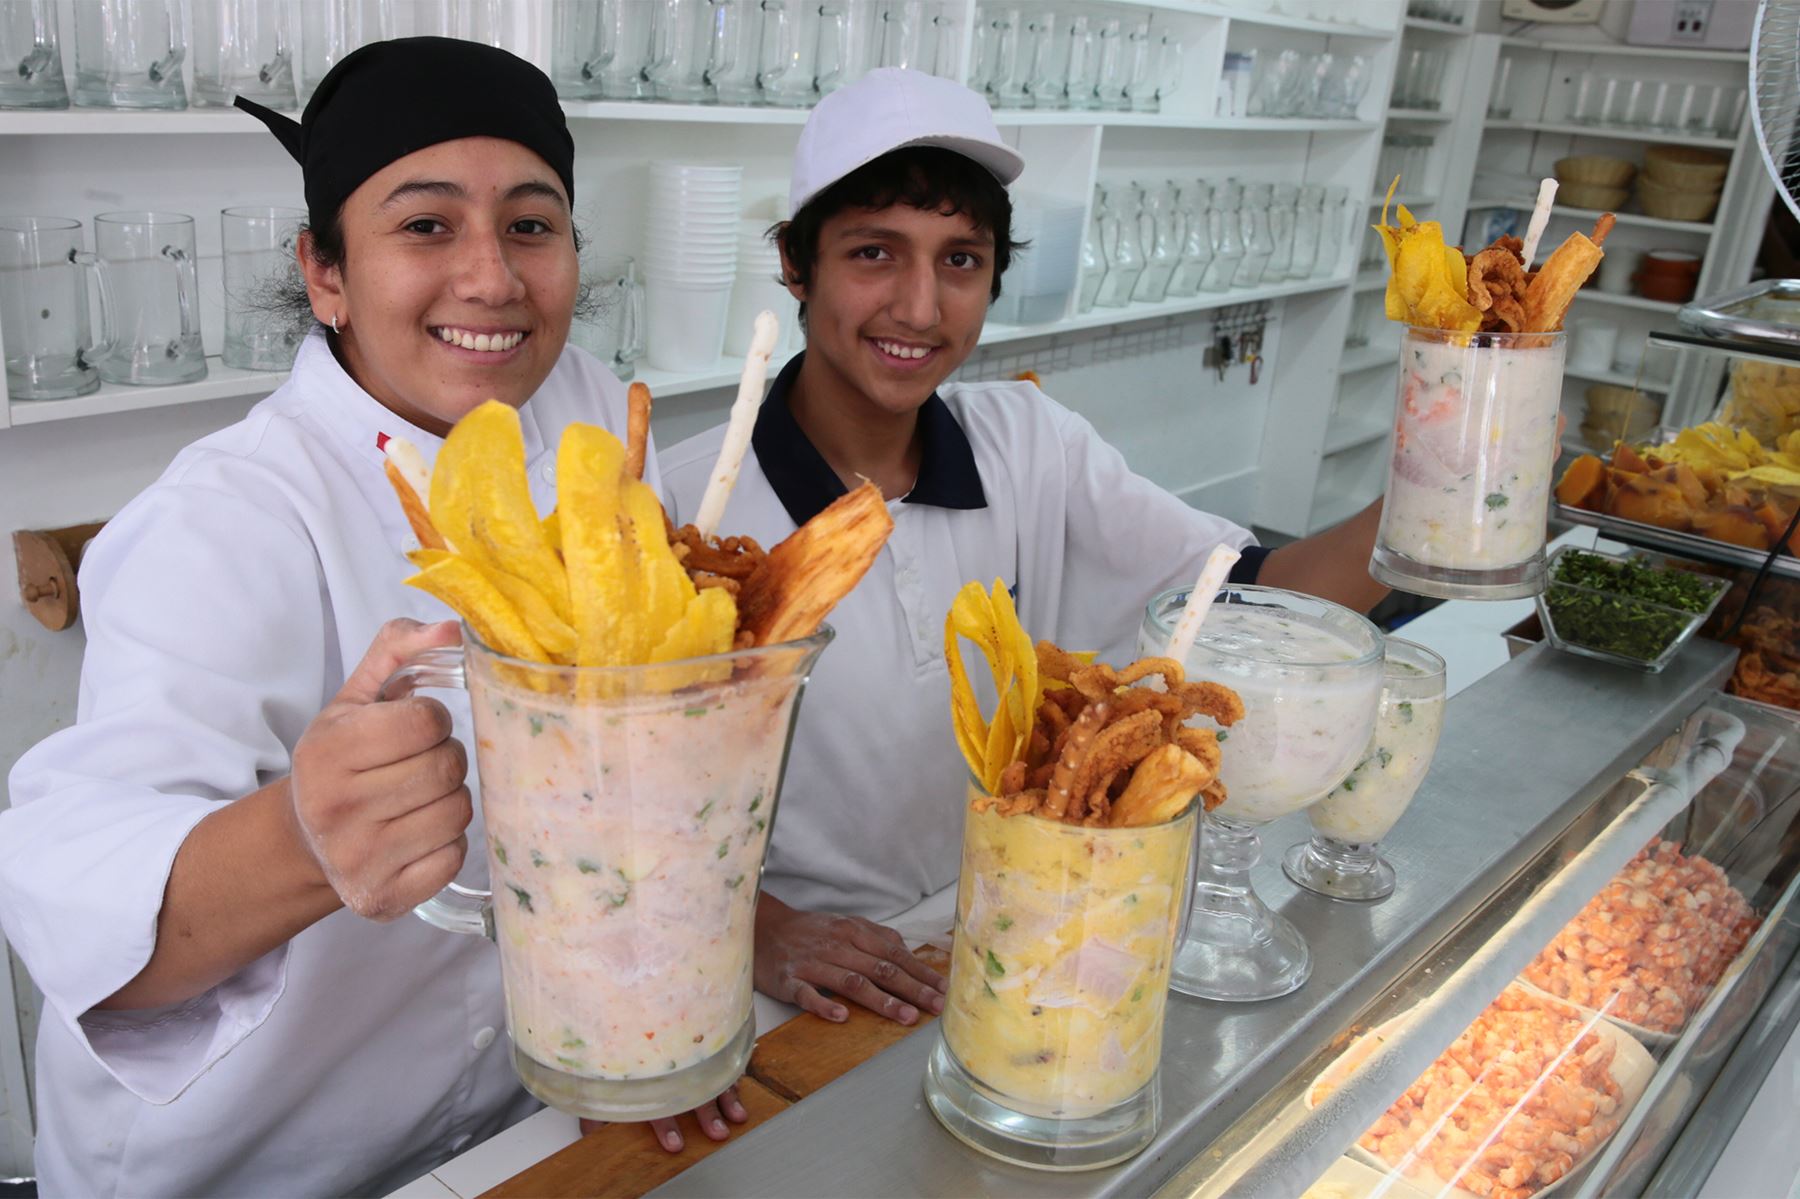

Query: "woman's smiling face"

xmin=301 ymin=136 xmax=579 ymax=435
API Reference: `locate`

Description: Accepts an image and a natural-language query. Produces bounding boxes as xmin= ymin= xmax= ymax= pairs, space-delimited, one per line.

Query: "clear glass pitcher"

xmin=550 ymin=0 xmax=608 ymax=100
xmin=1165 ymin=181 xmax=1212 ymax=298
xmin=1091 ymin=185 xmax=1143 ymax=309
xmin=71 ymin=0 xmax=185 ymax=109
xmin=706 ymin=0 xmax=762 ymax=105
xmin=1289 ymin=183 xmax=1324 ymax=281
xmin=1234 ymin=181 xmax=1274 ymax=288
xmin=0 ymin=0 xmax=69 ymax=109
xmin=1131 ymin=181 xmax=1180 ymax=305
xmin=381 ymin=626 xmax=833 ymax=1121
xmin=191 ymin=0 xmax=294 ymax=109
xmin=1266 ymin=182 xmax=1298 ymax=280
xmin=221 ymin=206 xmax=305 ymax=372
xmin=1372 ymin=327 xmax=1568 ymax=599
xmin=647 ymin=0 xmax=714 ymax=102
xmin=815 ymin=0 xmax=881 ymax=97
xmin=74 ymin=212 xmax=206 ymax=387
xmin=0 ymin=216 xmax=98 ymax=401
xmin=757 ymin=0 xmax=822 ymax=108
xmin=924 ymin=780 xmax=1197 ymax=1169
xmin=1201 ymin=178 xmax=1244 ymax=293
xmin=1076 ymin=193 xmax=1106 ymax=314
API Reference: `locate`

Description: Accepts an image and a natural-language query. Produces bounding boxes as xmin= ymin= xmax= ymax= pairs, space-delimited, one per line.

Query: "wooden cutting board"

xmin=480 ymin=946 xmax=950 ymax=1199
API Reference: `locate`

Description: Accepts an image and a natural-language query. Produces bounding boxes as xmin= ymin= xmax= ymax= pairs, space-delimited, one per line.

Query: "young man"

xmin=662 ymin=69 xmax=1388 ymax=1029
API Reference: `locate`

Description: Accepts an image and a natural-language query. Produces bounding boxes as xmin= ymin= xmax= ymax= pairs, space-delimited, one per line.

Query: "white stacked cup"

xmin=643 ymin=162 xmax=743 ymax=371
xmin=726 ymin=217 xmax=799 ymax=358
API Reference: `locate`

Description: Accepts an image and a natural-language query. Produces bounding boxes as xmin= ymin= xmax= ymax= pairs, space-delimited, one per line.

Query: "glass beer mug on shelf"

xmin=1234 ymin=182 xmax=1275 ymax=288
xmin=1131 ymin=181 xmax=1180 ymax=305
xmin=71 ymin=0 xmax=185 ymax=108
xmin=0 ymin=217 xmax=99 ymax=401
xmin=298 ymin=0 xmax=387 ymax=105
xmin=0 ymin=0 xmax=69 ymax=109
xmin=757 ymin=0 xmax=822 ymax=108
xmin=816 ymin=0 xmax=881 ymax=97
xmin=1266 ymin=182 xmax=1298 ymax=280
xmin=221 ymin=206 xmax=306 ymax=372
xmin=72 ymin=212 xmax=207 ymax=386
xmin=192 ymin=0 xmax=294 ymax=110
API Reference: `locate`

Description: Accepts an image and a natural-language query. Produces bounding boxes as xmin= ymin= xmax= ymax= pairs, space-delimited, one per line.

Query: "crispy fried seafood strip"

xmin=671 ymin=526 xmax=766 ymax=581
xmin=737 ymin=482 xmax=891 ymax=645
xmin=1523 ymin=218 xmax=1611 ymax=333
xmin=1044 ymin=702 xmax=1109 ymax=820
xmin=1467 ymin=246 xmax=1530 ymax=334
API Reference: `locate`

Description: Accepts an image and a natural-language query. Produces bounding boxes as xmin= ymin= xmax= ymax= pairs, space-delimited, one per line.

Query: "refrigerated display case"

xmin=605 ymin=639 xmax=1800 ymax=1199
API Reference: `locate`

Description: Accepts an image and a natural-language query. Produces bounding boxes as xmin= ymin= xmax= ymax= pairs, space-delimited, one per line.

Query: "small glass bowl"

xmin=1537 ymin=545 xmax=1731 ymax=673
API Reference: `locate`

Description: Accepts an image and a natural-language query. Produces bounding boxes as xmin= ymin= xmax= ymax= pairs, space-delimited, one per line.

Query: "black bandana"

xmin=235 ymin=37 xmax=576 ymax=233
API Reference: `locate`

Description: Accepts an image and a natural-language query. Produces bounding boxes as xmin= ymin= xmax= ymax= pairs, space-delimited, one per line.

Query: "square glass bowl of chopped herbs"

xmin=1537 ymin=546 xmax=1732 ymax=673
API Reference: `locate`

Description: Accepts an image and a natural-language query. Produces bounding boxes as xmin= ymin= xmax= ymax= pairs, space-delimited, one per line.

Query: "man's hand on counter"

xmin=753 ymin=893 xmax=947 ymax=1025
xmin=580 ymin=1087 xmax=750 ymax=1153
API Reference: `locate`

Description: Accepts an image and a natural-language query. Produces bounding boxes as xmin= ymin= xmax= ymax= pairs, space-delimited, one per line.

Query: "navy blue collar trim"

xmin=750 ymin=351 xmax=988 ymax=527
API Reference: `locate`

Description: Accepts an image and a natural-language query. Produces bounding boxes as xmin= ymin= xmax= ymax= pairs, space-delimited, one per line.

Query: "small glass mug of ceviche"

xmin=1370 ymin=325 xmax=1568 ymax=600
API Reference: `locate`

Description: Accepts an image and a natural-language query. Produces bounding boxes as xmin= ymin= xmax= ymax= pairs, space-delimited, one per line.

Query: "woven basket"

xmin=1557 ymin=182 xmax=1630 ymax=211
xmin=1555 ymin=155 xmax=1637 ymax=188
xmin=1643 ymin=145 xmax=1729 ymax=191
xmin=1637 ymin=175 xmax=1721 ymax=222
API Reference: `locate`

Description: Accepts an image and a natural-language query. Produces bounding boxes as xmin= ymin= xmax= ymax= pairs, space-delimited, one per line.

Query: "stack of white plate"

xmin=725 ymin=218 xmax=800 ymax=358
xmin=643 ymin=162 xmax=742 ymax=371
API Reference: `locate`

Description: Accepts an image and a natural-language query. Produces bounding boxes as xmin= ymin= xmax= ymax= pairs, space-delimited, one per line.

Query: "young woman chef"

xmin=662 ymin=69 xmax=1391 ymax=1030
xmin=0 ymin=38 xmax=740 ymax=1199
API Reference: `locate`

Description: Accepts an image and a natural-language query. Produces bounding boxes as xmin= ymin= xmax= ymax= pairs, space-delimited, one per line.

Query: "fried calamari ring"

xmin=1037 ymin=639 xmax=1088 ymax=685
xmin=998 ymin=759 xmax=1028 ymax=797
xmin=1175 ymin=725 xmax=1225 ymax=775
xmin=1069 ymin=709 xmax=1163 ymax=813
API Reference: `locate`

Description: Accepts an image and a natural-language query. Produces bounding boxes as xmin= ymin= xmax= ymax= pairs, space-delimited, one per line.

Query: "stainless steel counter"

xmin=649 ymin=640 xmax=1737 ymax=1199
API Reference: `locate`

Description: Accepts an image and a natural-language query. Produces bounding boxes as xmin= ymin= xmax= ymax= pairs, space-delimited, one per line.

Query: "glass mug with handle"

xmin=380 ymin=625 xmax=832 ymax=1120
xmin=298 ymin=0 xmax=388 ymax=105
xmin=0 ymin=216 xmax=99 ymax=401
xmin=646 ymin=0 xmax=714 ymax=103
xmin=757 ymin=0 xmax=823 ymax=108
xmin=706 ymin=0 xmax=762 ymax=106
xmin=191 ymin=0 xmax=294 ymax=110
xmin=815 ymin=0 xmax=882 ymax=98
xmin=71 ymin=0 xmax=186 ymax=109
xmin=551 ymin=0 xmax=608 ymax=100
xmin=72 ymin=212 xmax=206 ymax=386
xmin=0 ymin=0 xmax=69 ymax=109
xmin=221 ymin=206 xmax=306 ymax=372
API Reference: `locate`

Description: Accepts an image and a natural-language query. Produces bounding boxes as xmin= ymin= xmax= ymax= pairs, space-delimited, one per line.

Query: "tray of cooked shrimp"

xmin=1309 ymin=983 xmax=1656 ymax=1199
xmin=1516 ymin=837 xmax=1761 ymax=1047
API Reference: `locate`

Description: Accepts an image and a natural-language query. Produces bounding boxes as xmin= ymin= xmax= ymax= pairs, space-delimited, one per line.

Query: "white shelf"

xmin=1565 ymin=363 xmax=1672 ymax=392
xmin=560 ymin=100 xmax=809 ymax=125
xmin=1574 ymin=290 xmax=1683 ymax=314
xmin=1368 ymin=192 xmax=1437 ymax=209
xmin=989 ymin=112 xmax=1378 ymax=132
xmin=1483 ymin=119 xmax=1737 ymax=150
xmin=0 ymin=108 xmax=270 ymax=134
xmin=1323 ymin=416 xmax=1391 ymax=455
xmin=7 ymin=360 xmax=282 ymax=426
xmin=5 ymin=274 xmax=1354 ymax=427
xmin=1339 ymin=343 xmax=1398 ymax=374
xmin=1387 ymin=107 xmax=1453 ymax=123
xmin=1498 ymin=36 xmax=1749 ymax=64
xmin=1404 ymin=15 xmax=1474 ymax=35
xmin=1467 ymin=198 xmax=1713 ymax=234
xmin=1190 ymin=3 xmax=1395 ymax=37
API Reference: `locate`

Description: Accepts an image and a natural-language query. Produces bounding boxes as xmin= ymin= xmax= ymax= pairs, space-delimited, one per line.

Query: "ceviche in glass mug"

xmin=379 ymin=625 xmax=831 ymax=1121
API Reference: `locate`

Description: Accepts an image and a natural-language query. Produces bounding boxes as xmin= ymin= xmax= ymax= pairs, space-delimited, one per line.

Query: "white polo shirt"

xmin=0 ymin=330 xmax=654 ymax=1199
xmin=662 ymin=353 xmax=1264 ymax=922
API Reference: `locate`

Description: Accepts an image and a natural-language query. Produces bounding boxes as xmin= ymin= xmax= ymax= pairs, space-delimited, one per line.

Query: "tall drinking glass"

xmin=74 ymin=212 xmax=206 ymax=386
xmin=0 ymin=0 xmax=68 ymax=108
xmin=1371 ymin=327 xmax=1567 ymax=599
xmin=192 ymin=0 xmax=294 ymax=109
xmin=1140 ymin=586 xmax=1383 ymax=1001
xmin=71 ymin=0 xmax=185 ymax=109
xmin=382 ymin=627 xmax=832 ymax=1120
xmin=924 ymin=780 xmax=1197 ymax=1169
xmin=0 ymin=217 xmax=98 ymax=401
xmin=221 ymin=206 xmax=305 ymax=372
xmin=1283 ymin=640 xmax=1446 ymax=901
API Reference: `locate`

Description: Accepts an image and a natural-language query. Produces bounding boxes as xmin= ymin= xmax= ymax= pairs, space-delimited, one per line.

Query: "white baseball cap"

xmin=789 ymin=68 xmax=1025 ymax=213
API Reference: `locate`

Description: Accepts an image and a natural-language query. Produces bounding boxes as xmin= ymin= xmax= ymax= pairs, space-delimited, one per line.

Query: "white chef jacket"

xmin=0 ymin=330 xmax=655 ymax=1199
xmin=662 ymin=353 xmax=1264 ymax=922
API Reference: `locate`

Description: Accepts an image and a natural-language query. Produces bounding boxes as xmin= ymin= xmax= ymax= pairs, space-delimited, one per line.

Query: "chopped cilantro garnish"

xmin=985 ymin=950 xmax=1005 ymax=978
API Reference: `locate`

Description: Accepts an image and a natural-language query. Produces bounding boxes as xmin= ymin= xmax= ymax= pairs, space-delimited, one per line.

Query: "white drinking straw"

xmin=693 ymin=310 xmax=781 ymax=539
xmin=1520 ymin=178 xmax=1559 ymax=270
xmin=1165 ymin=543 xmax=1242 ymax=662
